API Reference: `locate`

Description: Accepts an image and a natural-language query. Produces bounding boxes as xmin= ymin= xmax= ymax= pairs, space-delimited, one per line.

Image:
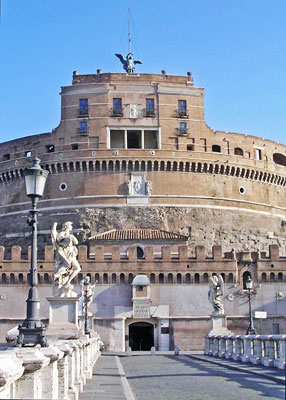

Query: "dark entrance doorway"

xmin=129 ymin=322 xmax=154 ymax=351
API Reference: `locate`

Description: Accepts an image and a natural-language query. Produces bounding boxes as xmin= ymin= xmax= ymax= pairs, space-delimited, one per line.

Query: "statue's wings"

xmin=51 ymin=222 xmax=58 ymax=250
xmin=134 ymin=60 xmax=142 ymax=65
xmin=115 ymin=54 xmax=125 ymax=64
xmin=218 ymin=274 xmax=224 ymax=295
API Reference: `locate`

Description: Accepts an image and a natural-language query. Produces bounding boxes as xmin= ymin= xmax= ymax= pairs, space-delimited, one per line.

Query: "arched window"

xmin=278 ymin=272 xmax=283 ymax=283
xmin=270 ymin=272 xmax=275 ymax=282
xmin=242 ymin=271 xmax=251 ymax=289
xmin=94 ymin=273 xmax=99 ymax=284
xmin=186 ymin=273 xmax=191 ymax=284
xmin=150 ymin=273 xmax=155 ymax=284
xmin=220 ymin=273 xmax=225 ymax=282
xmin=203 ymin=273 xmax=208 ymax=283
xmin=120 ymin=273 xmax=125 ymax=284
xmin=18 ymin=273 xmax=24 ymax=284
xmin=177 ymin=273 xmax=182 ymax=284
xmin=168 ymin=273 xmax=173 ymax=284
xmin=112 ymin=273 xmax=117 ymax=284
xmin=137 ymin=246 xmax=145 ymax=259
xmin=261 ymin=272 xmax=267 ymax=283
xmin=228 ymin=273 xmax=234 ymax=283
xmin=159 ymin=273 xmax=164 ymax=284
xmin=128 ymin=273 xmax=134 ymax=284
xmin=273 ymin=153 xmax=286 ymax=167
xmin=1 ymin=273 xmax=6 ymax=284
xmin=44 ymin=273 xmax=49 ymax=284
xmin=234 ymin=147 xmax=244 ymax=156
xmin=10 ymin=273 xmax=15 ymax=284
xmin=103 ymin=273 xmax=108 ymax=284
xmin=194 ymin=273 xmax=200 ymax=284
xmin=212 ymin=145 xmax=221 ymax=153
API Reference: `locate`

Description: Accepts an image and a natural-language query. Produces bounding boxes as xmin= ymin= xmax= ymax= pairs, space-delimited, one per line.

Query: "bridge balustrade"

xmin=205 ymin=334 xmax=286 ymax=370
xmin=0 ymin=335 xmax=101 ymax=399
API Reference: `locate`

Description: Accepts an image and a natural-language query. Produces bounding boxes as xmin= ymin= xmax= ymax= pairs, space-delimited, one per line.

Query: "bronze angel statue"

xmin=51 ymin=221 xmax=81 ymax=297
xmin=208 ymin=274 xmax=225 ymax=315
xmin=115 ymin=52 xmax=142 ymax=73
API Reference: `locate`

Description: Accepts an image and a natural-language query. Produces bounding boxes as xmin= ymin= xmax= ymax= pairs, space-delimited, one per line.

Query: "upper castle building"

xmin=0 ymin=68 xmax=286 ymax=350
xmin=0 ymin=69 xmax=286 ymax=253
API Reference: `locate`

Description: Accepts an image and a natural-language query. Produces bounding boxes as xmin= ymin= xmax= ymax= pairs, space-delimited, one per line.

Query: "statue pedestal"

xmin=46 ymin=297 xmax=81 ymax=340
xmin=205 ymin=314 xmax=233 ymax=356
xmin=208 ymin=314 xmax=232 ymax=336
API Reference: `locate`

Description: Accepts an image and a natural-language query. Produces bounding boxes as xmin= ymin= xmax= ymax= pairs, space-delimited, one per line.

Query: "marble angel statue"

xmin=208 ymin=274 xmax=225 ymax=315
xmin=81 ymin=276 xmax=96 ymax=313
xmin=51 ymin=221 xmax=81 ymax=297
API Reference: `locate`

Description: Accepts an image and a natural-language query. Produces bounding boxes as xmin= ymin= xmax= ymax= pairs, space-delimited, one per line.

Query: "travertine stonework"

xmin=1 ymin=70 xmax=286 ymax=350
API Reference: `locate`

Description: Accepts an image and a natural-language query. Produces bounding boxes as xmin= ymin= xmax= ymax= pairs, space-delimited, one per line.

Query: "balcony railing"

xmin=111 ymin=109 xmax=123 ymax=117
xmin=77 ymin=127 xmax=89 ymax=135
xmin=177 ymin=128 xmax=188 ymax=136
xmin=177 ymin=110 xmax=189 ymax=118
xmin=144 ymin=109 xmax=156 ymax=118
xmin=77 ymin=109 xmax=90 ymax=118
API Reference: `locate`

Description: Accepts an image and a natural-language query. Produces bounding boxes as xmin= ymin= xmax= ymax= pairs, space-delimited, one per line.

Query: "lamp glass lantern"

xmin=24 ymin=157 xmax=49 ymax=199
xmin=245 ymin=276 xmax=253 ymax=290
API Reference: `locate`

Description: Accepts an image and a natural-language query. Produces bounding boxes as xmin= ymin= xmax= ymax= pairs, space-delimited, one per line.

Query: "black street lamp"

xmin=17 ymin=158 xmax=49 ymax=347
xmin=245 ymin=275 xmax=256 ymax=335
xmin=82 ymin=277 xmax=91 ymax=336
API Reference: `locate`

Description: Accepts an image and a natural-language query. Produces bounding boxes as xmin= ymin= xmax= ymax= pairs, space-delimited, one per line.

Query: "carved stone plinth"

xmin=208 ymin=314 xmax=233 ymax=337
xmin=47 ymin=297 xmax=81 ymax=340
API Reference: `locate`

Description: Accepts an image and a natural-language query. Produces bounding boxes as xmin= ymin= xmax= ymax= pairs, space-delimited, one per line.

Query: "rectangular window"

xmin=71 ymin=143 xmax=78 ymax=150
xmin=25 ymin=151 xmax=32 ymax=157
xmin=255 ymin=148 xmax=262 ymax=160
xmin=112 ymin=98 xmax=123 ymax=116
xmin=146 ymin=98 xmax=155 ymax=116
xmin=113 ymin=98 xmax=122 ymax=110
xmin=178 ymin=100 xmax=186 ymax=112
xmin=79 ymin=98 xmax=88 ymax=114
xmin=78 ymin=120 xmax=88 ymax=134
xmin=178 ymin=100 xmax=187 ymax=117
xmin=178 ymin=122 xmax=187 ymax=135
xmin=3 ymin=154 xmax=10 ymax=161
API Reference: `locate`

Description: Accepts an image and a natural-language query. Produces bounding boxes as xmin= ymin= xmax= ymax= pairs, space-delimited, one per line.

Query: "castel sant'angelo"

xmin=0 ymin=55 xmax=286 ymax=351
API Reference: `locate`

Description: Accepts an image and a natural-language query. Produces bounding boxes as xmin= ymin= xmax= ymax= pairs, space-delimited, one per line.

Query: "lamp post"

xmin=82 ymin=276 xmax=91 ymax=336
xmin=17 ymin=157 xmax=49 ymax=347
xmin=245 ymin=275 xmax=256 ymax=335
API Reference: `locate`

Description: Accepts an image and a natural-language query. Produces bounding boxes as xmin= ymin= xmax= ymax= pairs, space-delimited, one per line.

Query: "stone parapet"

xmin=0 ymin=335 xmax=101 ymax=399
xmin=205 ymin=333 xmax=286 ymax=370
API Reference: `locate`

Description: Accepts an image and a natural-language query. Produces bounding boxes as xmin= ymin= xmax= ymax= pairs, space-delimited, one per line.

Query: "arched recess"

xmin=128 ymin=322 xmax=154 ymax=351
xmin=242 ymin=271 xmax=252 ymax=289
xmin=234 ymin=147 xmax=244 ymax=156
xmin=273 ymin=153 xmax=286 ymax=167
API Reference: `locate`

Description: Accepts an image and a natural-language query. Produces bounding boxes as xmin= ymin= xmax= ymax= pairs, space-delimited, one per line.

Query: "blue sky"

xmin=0 ymin=0 xmax=285 ymax=144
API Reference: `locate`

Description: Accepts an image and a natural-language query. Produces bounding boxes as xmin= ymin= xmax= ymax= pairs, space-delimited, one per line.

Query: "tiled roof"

xmin=89 ymin=229 xmax=187 ymax=241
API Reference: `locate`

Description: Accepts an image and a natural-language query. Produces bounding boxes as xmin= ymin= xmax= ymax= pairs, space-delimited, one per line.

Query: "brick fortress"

xmin=0 ymin=70 xmax=285 ymax=350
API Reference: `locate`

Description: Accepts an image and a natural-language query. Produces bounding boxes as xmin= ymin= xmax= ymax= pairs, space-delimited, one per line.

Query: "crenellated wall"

xmin=0 ymin=244 xmax=285 ymax=286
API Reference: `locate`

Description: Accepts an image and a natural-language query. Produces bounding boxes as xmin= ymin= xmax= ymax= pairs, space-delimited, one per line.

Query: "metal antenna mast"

xmin=128 ymin=6 xmax=131 ymax=54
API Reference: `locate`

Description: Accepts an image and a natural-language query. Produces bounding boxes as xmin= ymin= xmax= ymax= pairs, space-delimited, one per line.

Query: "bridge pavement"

xmin=79 ymin=352 xmax=285 ymax=400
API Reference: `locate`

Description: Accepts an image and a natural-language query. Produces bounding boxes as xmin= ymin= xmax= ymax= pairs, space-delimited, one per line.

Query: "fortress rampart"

xmin=0 ymin=244 xmax=285 ymax=286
